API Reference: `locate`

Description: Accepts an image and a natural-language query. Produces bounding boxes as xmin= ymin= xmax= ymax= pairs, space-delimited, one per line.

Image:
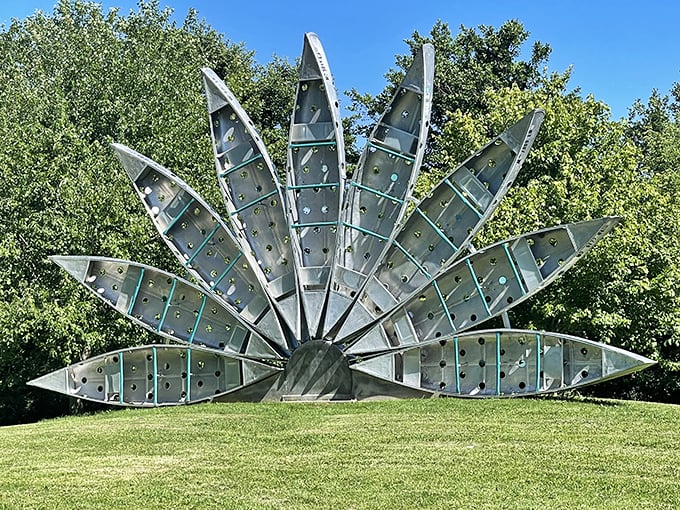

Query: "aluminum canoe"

xmin=344 ymin=217 xmax=620 ymax=353
xmin=28 ymin=344 xmax=281 ymax=406
xmin=285 ymin=33 xmax=346 ymax=339
xmin=351 ymin=329 xmax=656 ymax=397
xmin=202 ymin=68 xmax=300 ymax=339
xmin=336 ymin=109 xmax=545 ymax=340
xmin=51 ymin=256 xmax=282 ymax=359
xmin=322 ymin=43 xmax=435 ymax=338
xmin=111 ymin=143 xmax=287 ymax=350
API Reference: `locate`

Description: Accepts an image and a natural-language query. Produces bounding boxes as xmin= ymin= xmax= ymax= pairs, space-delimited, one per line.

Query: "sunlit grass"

xmin=1 ymin=398 xmax=678 ymax=509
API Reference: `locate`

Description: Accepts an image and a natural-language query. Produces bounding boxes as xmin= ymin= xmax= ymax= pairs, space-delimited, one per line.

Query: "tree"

xmin=347 ymin=20 xmax=551 ymax=170
xmin=0 ymin=0 xmax=297 ymax=424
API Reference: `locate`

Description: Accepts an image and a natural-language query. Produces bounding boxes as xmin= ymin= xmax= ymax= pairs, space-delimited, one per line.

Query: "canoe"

xmin=285 ymin=33 xmax=346 ymax=338
xmin=202 ymin=68 xmax=300 ymax=339
xmin=336 ymin=109 xmax=545 ymax=339
xmin=111 ymin=143 xmax=287 ymax=350
xmin=344 ymin=217 xmax=620 ymax=353
xmin=28 ymin=344 xmax=281 ymax=406
xmin=51 ymin=256 xmax=282 ymax=359
xmin=351 ymin=329 xmax=656 ymax=397
xmin=323 ymin=43 xmax=435 ymax=338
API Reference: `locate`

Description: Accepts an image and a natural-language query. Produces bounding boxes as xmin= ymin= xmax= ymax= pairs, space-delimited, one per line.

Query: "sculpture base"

xmin=279 ymin=341 xmax=354 ymax=401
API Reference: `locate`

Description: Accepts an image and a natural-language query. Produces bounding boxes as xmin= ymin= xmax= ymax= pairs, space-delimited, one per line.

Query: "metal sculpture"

xmin=29 ymin=33 xmax=655 ymax=406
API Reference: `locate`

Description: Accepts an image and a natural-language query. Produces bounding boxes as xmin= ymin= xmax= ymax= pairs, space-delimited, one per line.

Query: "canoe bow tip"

xmin=201 ymin=69 xmax=231 ymax=114
xmin=50 ymin=256 xmax=90 ymax=282
xmin=565 ymin=216 xmax=621 ymax=252
xmin=27 ymin=369 xmax=68 ymax=395
xmin=200 ymin=66 xmax=215 ymax=78
xmin=111 ymin=143 xmax=148 ymax=181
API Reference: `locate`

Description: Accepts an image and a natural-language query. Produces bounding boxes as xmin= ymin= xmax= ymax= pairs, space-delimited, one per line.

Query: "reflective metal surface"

xmin=28 ymin=344 xmax=280 ymax=406
xmin=323 ymin=44 xmax=435 ymax=338
xmin=338 ymin=110 xmax=545 ymax=339
xmin=351 ymin=330 xmax=656 ymax=397
xmin=112 ymin=144 xmax=287 ymax=349
xmin=203 ymin=68 xmax=300 ymax=340
xmin=29 ymin=33 xmax=655 ymax=406
xmin=286 ymin=33 xmax=346 ymax=339
xmin=343 ymin=217 xmax=620 ymax=353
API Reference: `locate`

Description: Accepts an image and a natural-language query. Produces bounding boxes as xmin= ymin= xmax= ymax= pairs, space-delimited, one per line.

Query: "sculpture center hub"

xmin=280 ymin=341 xmax=353 ymax=401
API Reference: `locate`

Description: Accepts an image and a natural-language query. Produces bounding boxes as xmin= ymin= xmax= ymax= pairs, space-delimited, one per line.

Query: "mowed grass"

xmin=0 ymin=398 xmax=678 ymax=509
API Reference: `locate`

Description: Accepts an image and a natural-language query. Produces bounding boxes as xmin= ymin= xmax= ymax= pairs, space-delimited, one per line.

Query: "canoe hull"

xmin=28 ymin=344 xmax=282 ymax=407
xmin=335 ymin=110 xmax=545 ymax=340
xmin=351 ymin=329 xmax=656 ymax=397
xmin=322 ymin=44 xmax=435 ymax=338
xmin=286 ymin=33 xmax=346 ymax=338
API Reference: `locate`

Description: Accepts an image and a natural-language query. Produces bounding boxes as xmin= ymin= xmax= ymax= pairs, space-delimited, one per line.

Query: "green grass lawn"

xmin=0 ymin=398 xmax=678 ymax=509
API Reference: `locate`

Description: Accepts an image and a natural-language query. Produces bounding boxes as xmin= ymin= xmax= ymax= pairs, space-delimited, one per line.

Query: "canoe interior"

xmin=132 ymin=164 xmax=270 ymax=323
xmin=286 ymin=35 xmax=344 ymax=338
xmin=79 ymin=258 xmax=258 ymax=354
xmin=63 ymin=346 xmax=263 ymax=406
xmin=204 ymin=70 xmax=299 ymax=337
xmin=344 ymin=218 xmax=617 ymax=352
xmin=324 ymin=46 xmax=433 ymax=337
xmin=352 ymin=331 xmax=648 ymax=397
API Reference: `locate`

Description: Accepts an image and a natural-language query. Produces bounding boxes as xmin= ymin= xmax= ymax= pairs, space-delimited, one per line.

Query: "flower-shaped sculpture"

xmin=29 ymin=34 xmax=655 ymax=406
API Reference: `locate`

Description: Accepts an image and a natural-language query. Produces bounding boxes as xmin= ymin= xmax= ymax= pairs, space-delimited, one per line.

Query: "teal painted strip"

xmin=342 ymin=222 xmax=388 ymax=242
xmin=289 ymin=141 xmax=337 ymax=148
xmin=210 ymin=252 xmax=242 ymax=291
xmin=502 ymin=243 xmax=527 ymax=295
xmin=218 ymin=153 xmax=263 ymax=178
xmin=287 ymin=182 xmax=339 ymax=190
xmin=186 ymin=348 xmax=192 ymax=402
xmin=535 ymin=333 xmax=542 ymax=391
xmin=118 ymin=351 xmax=124 ymax=404
xmin=101 ymin=363 xmax=107 ymax=398
xmin=444 ymin=179 xmax=483 ymax=219
xmin=496 ymin=332 xmax=502 ymax=396
xmin=126 ymin=268 xmax=146 ymax=316
xmin=414 ymin=208 xmax=459 ymax=251
xmin=432 ymin=281 xmax=455 ymax=331
xmin=367 ymin=142 xmax=415 ymax=162
xmin=185 ymin=224 xmax=221 ymax=266
xmin=188 ymin=295 xmax=208 ymax=344
xmin=152 ymin=346 xmax=158 ymax=406
xmin=350 ymin=181 xmax=404 ymax=204
xmin=453 ymin=336 xmax=461 ymax=394
xmin=162 ymin=198 xmax=196 ymax=235
xmin=290 ymin=221 xmax=338 ymax=229
xmin=466 ymin=259 xmax=492 ymax=317
xmin=157 ymin=278 xmax=177 ymax=332
xmin=393 ymin=241 xmax=431 ymax=278
xmin=230 ymin=189 xmax=278 ymax=215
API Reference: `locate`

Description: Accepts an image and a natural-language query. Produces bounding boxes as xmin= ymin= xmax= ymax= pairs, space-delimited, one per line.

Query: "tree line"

xmin=0 ymin=1 xmax=678 ymax=424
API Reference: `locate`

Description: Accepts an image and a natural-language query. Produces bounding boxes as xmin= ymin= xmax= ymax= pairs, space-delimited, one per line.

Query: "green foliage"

xmin=0 ymin=399 xmax=679 ymax=508
xmin=0 ymin=0 xmax=297 ymax=424
xmin=348 ymin=19 xmax=551 ymax=169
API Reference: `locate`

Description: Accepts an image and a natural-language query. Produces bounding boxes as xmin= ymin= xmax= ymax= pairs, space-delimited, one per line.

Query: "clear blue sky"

xmin=2 ymin=0 xmax=679 ymax=119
